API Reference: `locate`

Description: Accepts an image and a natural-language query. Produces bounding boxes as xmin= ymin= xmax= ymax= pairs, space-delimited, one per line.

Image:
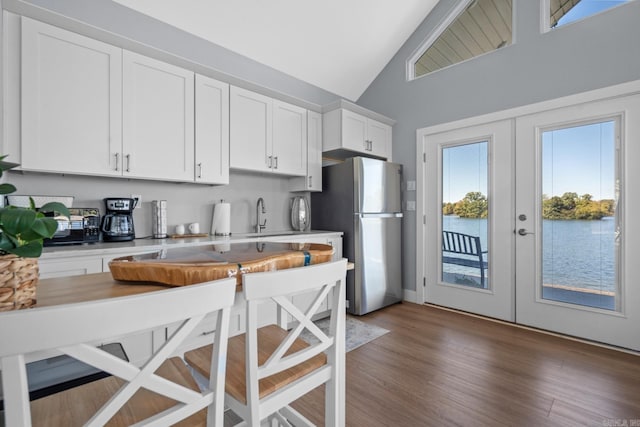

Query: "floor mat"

xmin=300 ymin=315 xmax=390 ymax=352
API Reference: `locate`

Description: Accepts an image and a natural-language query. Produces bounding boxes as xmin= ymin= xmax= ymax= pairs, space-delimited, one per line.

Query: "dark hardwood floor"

xmin=292 ymin=302 xmax=640 ymax=426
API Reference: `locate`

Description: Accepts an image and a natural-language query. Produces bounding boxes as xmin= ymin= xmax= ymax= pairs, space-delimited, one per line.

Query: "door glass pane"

xmin=441 ymin=141 xmax=489 ymax=289
xmin=541 ymin=120 xmax=619 ymax=310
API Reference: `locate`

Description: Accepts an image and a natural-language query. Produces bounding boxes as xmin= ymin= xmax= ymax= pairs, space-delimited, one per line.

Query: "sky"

xmin=441 ymin=121 xmax=616 ymax=203
xmin=442 ymin=141 xmax=488 ymax=203
xmin=542 ymin=121 xmax=615 ymax=200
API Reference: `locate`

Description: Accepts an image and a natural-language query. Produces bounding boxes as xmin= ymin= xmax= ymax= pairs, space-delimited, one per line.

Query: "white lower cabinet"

xmin=39 ymin=257 xmax=103 ymax=279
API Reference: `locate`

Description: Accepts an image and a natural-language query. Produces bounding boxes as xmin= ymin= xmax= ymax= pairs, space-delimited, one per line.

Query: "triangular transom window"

xmin=409 ymin=0 xmax=513 ymax=79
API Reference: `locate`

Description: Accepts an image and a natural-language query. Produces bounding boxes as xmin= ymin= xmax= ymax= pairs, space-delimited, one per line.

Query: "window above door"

xmin=546 ymin=0 xmax=635 ymax=31
xmin=407 ymin=0 xmax=513 ymax=80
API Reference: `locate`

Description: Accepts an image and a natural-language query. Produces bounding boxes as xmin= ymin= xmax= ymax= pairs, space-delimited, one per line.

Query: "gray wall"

xmin=357 ymin=0 xmax=640 ymax=293
xmin=1 ymin=0 xmax=343 ymax=237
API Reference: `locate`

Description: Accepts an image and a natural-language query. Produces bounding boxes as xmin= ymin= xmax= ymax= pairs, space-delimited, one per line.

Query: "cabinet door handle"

xmin=268 ymin=156 xmax=273 ymax=168
xmin=125 ymin=154 xmax=131 ymax=172
xmin=197 ymin=162 xmax=203 ymax=178
xmin=114 ymin=153 xmax=119 ymax=171
xmin=309 ymin=176 xmax=313 ymax=188
xmin=274 ymin=156 xmax=278 ymax=169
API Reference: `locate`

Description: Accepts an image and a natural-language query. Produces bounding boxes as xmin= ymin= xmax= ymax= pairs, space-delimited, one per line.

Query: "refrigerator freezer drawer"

xmin=350 ymin=214 xmax=402 ymax=315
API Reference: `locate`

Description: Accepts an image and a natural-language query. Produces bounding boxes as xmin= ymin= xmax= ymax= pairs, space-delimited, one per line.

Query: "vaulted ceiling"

xmin=112 ymin=0 xmax=440 ymax=101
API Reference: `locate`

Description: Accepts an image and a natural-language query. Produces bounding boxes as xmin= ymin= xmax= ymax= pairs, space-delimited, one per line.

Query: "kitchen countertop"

xmin=40 ymin=230 xmax=343 ymax=260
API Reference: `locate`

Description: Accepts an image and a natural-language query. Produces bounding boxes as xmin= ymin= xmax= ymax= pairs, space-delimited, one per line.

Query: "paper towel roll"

xmin=211 ymin=201 xmax=231 ymax=236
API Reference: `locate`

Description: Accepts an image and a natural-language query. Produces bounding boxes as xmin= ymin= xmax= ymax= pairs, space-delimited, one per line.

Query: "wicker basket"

xmin=0 ymin=255 xmax=39 ymax=311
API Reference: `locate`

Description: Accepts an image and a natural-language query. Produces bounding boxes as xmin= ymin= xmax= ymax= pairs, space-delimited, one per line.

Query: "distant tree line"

xmin=542 ymin=192 xmax=614 ymax=220
xmin=443 ymin=191 xmax=614 ymax=220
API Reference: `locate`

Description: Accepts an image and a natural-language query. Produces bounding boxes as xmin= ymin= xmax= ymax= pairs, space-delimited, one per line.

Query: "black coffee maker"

xmin=102 ymin=198 xmax=137 ymax=242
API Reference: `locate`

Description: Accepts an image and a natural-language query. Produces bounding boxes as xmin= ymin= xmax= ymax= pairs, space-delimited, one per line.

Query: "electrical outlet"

xmin=406 ymin=201 xmax=416 ymax=211
xmin=131 ymin=194 xmax=142 ymax=208
xmin=406 ymin=180 xmax=416 ymax=191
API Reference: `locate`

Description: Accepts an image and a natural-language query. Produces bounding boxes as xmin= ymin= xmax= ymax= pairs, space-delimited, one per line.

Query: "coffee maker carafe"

xmin=102 ymin=198 xmax=137 ymax=242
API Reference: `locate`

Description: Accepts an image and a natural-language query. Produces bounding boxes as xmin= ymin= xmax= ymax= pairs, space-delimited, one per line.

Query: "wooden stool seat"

xmin=186 ymin=324 xmax=327 ymax=404
xmin=29 ymin=358 xmax=205 ymax=426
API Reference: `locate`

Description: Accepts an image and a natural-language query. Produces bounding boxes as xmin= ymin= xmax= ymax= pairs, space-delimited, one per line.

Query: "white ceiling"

xmin=112 ymin=0 xmax=440 ymax=101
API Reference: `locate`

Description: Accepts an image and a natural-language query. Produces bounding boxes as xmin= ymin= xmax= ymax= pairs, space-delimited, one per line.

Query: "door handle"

xmin=517 ymin=228 xmax=534 ymax=236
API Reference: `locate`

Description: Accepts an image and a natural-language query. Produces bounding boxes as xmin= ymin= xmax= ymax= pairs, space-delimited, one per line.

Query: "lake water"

xmin=442 ymin=216 xmax=616 ymax=293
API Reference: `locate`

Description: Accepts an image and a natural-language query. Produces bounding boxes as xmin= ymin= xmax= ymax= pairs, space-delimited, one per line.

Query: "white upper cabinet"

xmin=230 ymin=86 xmax=307 ymax=176
xmin=272 ymin=100 xmax=307 ymax=176
xmin=323 ymin=104 xmax=393 ymax=161
xmin=291 ymin=110 xmax=322 ymax=192
xmin=230 ymin=86 xmax=273 ymax=173
xmin=122 ymin=51 xmax=195 ymax=181
xmin=365 ymin=117 xmax=392 ymax=159
xmin=20 ymin=17 xmax=122 ymax=176
xmin=195 ymin=74 xmax=230 ymax=184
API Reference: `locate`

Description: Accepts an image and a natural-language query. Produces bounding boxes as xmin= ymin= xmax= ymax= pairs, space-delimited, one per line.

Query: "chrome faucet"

xmin=256 ymin=197 xmax=267 ymax=233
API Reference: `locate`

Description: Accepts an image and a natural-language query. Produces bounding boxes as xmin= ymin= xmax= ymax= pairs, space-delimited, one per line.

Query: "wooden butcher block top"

xmin=108 ymin=241 xmax=334 ymax=289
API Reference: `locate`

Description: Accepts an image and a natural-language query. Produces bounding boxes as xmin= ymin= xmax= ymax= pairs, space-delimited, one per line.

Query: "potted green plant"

xmin=0 ymin=154 xmax=70 ymax=310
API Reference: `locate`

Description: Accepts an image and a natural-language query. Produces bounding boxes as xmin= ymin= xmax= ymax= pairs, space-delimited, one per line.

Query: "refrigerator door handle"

xmin=357 ymin=213 xmax=404 ymax=218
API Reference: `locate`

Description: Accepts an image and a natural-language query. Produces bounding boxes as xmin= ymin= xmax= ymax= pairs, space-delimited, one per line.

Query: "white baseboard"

xmin=403 ymin=289 xmax=418 ymax=304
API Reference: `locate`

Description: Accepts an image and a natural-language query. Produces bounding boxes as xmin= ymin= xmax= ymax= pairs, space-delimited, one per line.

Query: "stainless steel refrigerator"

xmin=311 ymin=157 xmax=402 ymax=315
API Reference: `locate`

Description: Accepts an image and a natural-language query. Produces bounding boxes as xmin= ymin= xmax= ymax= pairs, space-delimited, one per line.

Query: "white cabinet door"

xmin=290 ymin=110 xmax=322 ymax=191
xmin=367 ymin=118 xmax=391 ymax=159
xmin=341 ymin=109 xmax=369 ymax=153
xmin=20 ymin=17 xmax=122 ymax=176
xmin=39 ymin=257 xmax=103 ymax=279
xmin=122 ymin=50 xmax=194 ymax=181
xmin=272 ymin=100 xmax=307 ymax=176
xmin=230 ymin=86 xmax=272 ymax=173
xmin=307 ymin=111 xmax=323 ymax=191
xmin=327 ymin=235 xmax=343 ymax=261
xmin=323 ymin=107 xmax=393 ymax=160
xmin=195 ymin=74 xmax=230 ymax=184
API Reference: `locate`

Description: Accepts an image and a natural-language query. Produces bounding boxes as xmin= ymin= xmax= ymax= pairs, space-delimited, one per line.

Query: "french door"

xmin=421 ymin=93 xmax=640 ymax=351
xmin=423 ymin=120 xmax=515 ymax=321
xmin=515 ymin=95 xmax=640 ymax=350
